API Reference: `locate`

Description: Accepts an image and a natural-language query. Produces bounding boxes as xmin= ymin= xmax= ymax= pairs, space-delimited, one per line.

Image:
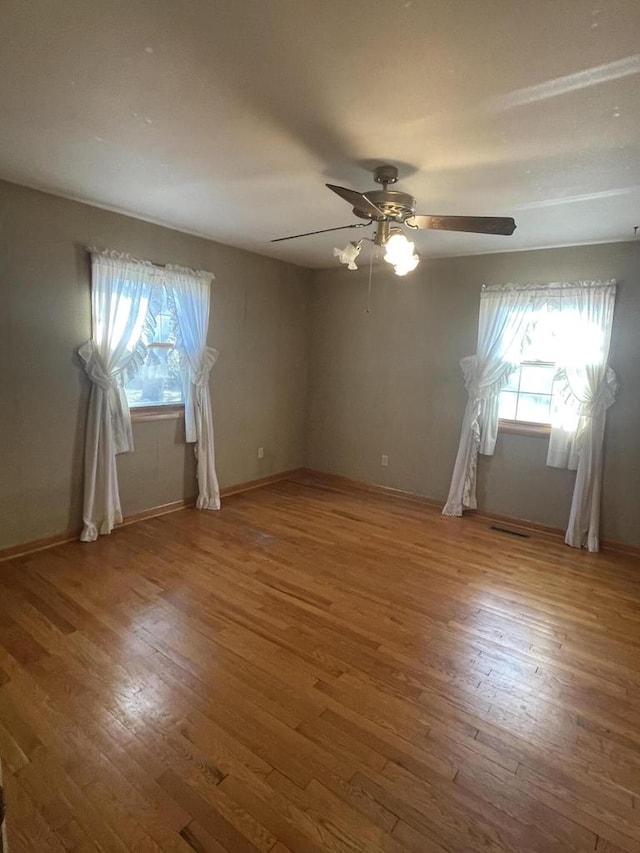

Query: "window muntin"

xmin=124 ymin=287 xmax=183 ymax=408
xmin=498 ymin=361 xmax=555 ymax=424
xmin=499 ymin=306 xmax=558 ymax=426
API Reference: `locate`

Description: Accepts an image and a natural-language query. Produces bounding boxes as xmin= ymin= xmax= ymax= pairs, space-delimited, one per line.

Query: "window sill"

xmin=131 ymin=405 xmax=185 ymax=423
xmin=499 ymin=419 xmax=551 ymax=438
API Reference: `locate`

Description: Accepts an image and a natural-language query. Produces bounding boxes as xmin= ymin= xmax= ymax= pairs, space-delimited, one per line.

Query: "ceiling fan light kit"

xmin=383 ymin=232 xmax=420 ymax=276
xmin=333 ymin=240 xmax=362 ymax=271
xmin=273 ymin=164 xmax=517 ymax=277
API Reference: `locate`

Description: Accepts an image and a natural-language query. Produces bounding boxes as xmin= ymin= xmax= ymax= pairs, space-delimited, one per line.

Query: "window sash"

xmin=499 ymin=360 xmax=555 ymax=426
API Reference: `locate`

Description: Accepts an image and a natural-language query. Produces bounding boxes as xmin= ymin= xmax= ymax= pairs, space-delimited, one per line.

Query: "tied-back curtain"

xmin=78 ymin=251 xmax=220 ymax=542
xmin=442 ymin=279 xmax=617 ymax=553
xmin=78 ymin=251 xmax=162 ymax=541
xmin=165 ymin=266 xmax=220 ymax=510
xmin=546 ymin=281 xmax=617 ymax=551
xmin=442 ymin=287 xmax=534 ymax=516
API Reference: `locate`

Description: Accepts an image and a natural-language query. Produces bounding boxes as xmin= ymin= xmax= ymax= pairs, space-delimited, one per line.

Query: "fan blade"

xmin=326 ymin=184 xmax=385 ymax=219
xmin=405 ymin=215 xmax=516 ymax=235
xmin=271 ymin=222 xmax=370 ymax=243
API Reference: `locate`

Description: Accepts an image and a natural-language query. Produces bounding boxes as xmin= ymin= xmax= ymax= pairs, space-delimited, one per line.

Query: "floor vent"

xmin=490 ymin=524 xmax=530 ymax=538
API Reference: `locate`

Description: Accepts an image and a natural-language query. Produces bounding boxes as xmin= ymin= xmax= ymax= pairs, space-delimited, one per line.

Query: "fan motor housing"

xmin=352 ymin=190 xmax=416 ymax=222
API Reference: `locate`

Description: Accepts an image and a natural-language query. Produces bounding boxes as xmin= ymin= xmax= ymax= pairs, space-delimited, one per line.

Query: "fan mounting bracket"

xmin=352 ymin=189 xmax=416 ymax=223
xmin=373 ymin=164 xmax=399 ymax=186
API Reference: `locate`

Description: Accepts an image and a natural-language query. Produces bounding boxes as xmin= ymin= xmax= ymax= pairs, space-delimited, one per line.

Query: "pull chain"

xmin=366 ymin=245 xmax=374 ymax=313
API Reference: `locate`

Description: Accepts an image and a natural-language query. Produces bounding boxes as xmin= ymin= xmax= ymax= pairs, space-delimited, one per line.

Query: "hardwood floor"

xmin=1 ymin=476 xmax=639 ymax=852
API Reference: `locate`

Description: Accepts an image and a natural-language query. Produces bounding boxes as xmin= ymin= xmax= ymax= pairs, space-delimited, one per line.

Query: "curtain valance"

xmin=88 ymin=248 xmax=214 ymax=284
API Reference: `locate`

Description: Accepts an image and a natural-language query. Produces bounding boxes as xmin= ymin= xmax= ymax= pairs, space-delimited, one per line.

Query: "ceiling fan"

xmin=272 ymin=164 xmax=516 ymax=275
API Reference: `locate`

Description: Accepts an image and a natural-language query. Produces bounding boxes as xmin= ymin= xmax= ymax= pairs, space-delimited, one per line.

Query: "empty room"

xmin=1 ymin=1 xmax=639 ymax=851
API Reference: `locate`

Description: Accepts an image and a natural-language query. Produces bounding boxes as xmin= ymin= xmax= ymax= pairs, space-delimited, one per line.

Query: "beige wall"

xmin=0 ymin=180 xmax=311 ymax=549
xmin=307 ymin=242 xmax=640 ymax=548
xmin=2 ymin=179 xmax=638 ymax=552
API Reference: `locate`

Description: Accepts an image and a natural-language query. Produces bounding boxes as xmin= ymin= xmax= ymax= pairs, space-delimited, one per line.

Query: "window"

xmin=124 ymin=286 xmax=183 ymax=411
xmin=499 ymin=361 xmax=555 ymax=424
xmin=498 ymin=305 xmax=558 ymax=429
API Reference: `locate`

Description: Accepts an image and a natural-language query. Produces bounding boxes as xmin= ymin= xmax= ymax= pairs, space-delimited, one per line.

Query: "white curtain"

xmin=78 ymin=251 xmax=161 ymax=541
xmin=546 ymin=281 xmax=617 ymax=551
xmin=442 ymin=287 xmax=534 ymax=516
xmin=165 ymin=266 xmax=220 ymax=510
xmin=443 ymin=280 xmax=617 ymax=553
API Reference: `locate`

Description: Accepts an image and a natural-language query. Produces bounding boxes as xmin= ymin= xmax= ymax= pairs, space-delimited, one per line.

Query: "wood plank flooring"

xmin=1 ymin=476 xmax=639 ymax=852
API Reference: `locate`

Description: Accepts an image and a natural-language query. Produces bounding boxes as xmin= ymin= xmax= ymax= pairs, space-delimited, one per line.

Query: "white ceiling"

xmin=1 ymin=0 xmax=639 ymax=268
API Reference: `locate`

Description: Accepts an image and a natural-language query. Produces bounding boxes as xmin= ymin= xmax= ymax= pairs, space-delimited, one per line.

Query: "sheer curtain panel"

xmin=546 ymin=281 xmax=617 ymax=551
xmin=166 ymin=266 xmax=220 ymax=510
xmin=78 ymin=251 xmax=161 ymax=541
xmin=442 ymin=286 xmax=534 ymax=516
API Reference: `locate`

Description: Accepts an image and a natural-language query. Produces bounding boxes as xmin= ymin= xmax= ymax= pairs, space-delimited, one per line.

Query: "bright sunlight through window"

xmin=498 ymin=303 xmax=607 ymax=427
xmin=499 ymin=306 xmax=559 ymax=425
xmin=124 ymin=287 xmax=183 ymax=408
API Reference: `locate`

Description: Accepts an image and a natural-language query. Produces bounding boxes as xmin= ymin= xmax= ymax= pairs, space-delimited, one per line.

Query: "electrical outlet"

xmin=257 ymin=446 xmax=264 ymax=459
xmin=381 ymin=454 xmax=389 ymax=467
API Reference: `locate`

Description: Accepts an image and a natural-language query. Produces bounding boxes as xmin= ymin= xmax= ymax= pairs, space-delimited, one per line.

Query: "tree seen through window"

xmin=124 ymin=287 xmax=183 ymax=407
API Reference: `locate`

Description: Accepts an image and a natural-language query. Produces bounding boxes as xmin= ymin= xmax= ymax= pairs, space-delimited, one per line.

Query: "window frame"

xmin=498 ymin=358 xmax=556 ymax=437
xmin=130 ymin=404 xmax=185 ymax=423
xmin=498 ymin=418 xmax=551 ymax=437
